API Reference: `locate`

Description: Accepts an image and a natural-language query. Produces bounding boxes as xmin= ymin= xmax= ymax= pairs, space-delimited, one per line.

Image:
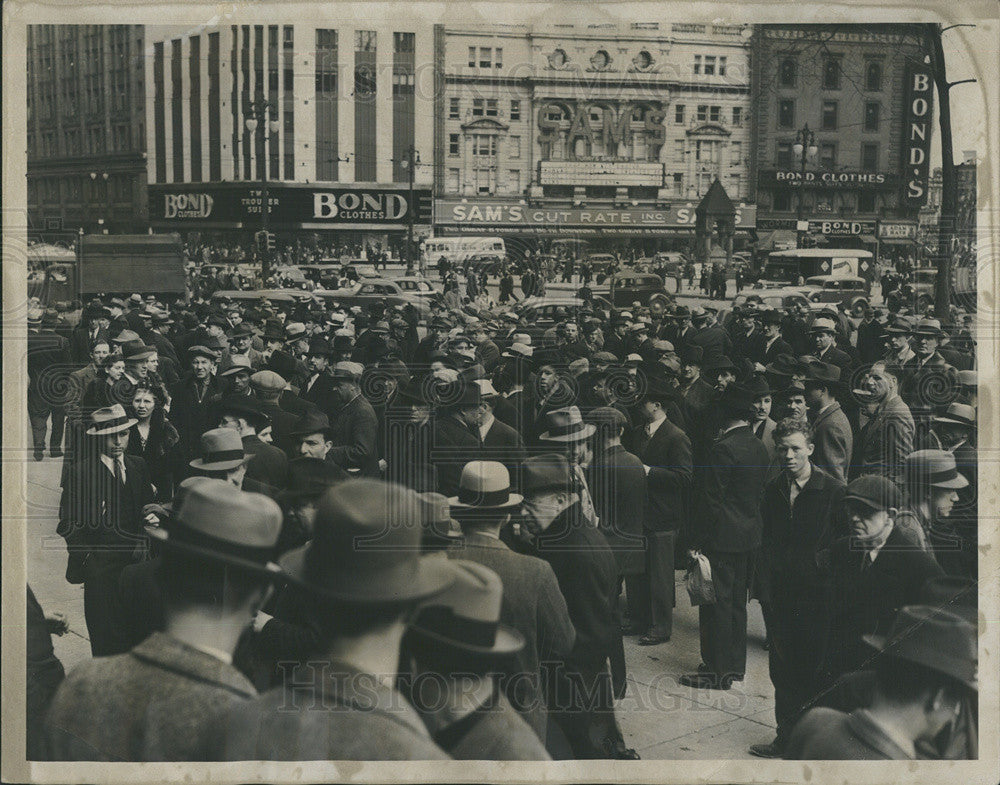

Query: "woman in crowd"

xmin=126 ymin=382 xmax=181 ymax=501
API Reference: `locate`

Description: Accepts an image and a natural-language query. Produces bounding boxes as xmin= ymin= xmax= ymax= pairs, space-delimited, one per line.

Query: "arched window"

xmin=866 ymin=61 xmax=882 ymax=91
xmin=779 ymin=58 xmax=796 ymax=88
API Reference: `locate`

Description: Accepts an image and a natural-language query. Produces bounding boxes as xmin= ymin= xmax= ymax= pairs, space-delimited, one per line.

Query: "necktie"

xmin=115 ymin=458 xmax=125 ymax=486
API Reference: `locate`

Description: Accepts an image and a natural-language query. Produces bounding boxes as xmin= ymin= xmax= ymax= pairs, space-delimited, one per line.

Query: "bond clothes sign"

xmin=807 ymin=220 xmax=876 ymax=237
xmin=435 ymin=199 xmax=757 ymax=233
xmin=761 ymin=170 xmax=896 ymax=189
xmin=903 ymin=63 xmax=934 ymax=206
xmin=150 ymin=184 xmax=432 ymax=228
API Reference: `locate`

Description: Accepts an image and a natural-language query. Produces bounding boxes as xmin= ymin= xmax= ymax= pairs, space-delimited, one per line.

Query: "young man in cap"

xmin=852 ymin=362 xmax=914 ymax=485
xmin=883 ymin=316 xmax=916 ymax=366
xmin=168 ymin=345 xmax=222 ymax=465
xmin=786 ymin=605 xmax=976 ymax=760
xmin=327 ymin=361 xmax=380 ymax=477
xmin=46 ymin=480 xmax=283 ymax=760
xmin=446 ymin=461 xmax=575 ymax=743
xmin=682 ymin=383 xmax=770 ymax=690
xmin=624 ymin=375 xmax=692 ymax=647
xmin=400 ymin=561 xmax=551 ymax=760
xmin=749 ymin=418 xmax=846 ymax=758
xmin=819 ymin=475 xmax=943 ymax=682
xmin=249 ymin=370 xmax=301 ymax=457
xmin=520 ymin=454 xmax=638 ymax=760
xmin=217 ymin=479 xmax=460 ymax=760
xmin=803 ymin=360 xmax=853 ymax=484
xmin=57 ymin=404 xmax=157 ymax=655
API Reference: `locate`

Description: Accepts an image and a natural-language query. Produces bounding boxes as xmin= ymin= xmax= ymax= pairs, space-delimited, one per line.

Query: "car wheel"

xmin=850 ymin=298 xmax=868 ymax=318
xmin=650 ymin=293 xmax=669 ymax=309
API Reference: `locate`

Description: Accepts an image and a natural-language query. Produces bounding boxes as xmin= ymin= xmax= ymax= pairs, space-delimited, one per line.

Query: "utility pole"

xmin=925 ymin=23 xmax=977 ymax=323
xmin=403 ymin=144 xmax=419 ymax=275
xmin=245 ymin=102 xmax=279 ymax=283
xmin=793 ymin=125 xmax=817 ymax=249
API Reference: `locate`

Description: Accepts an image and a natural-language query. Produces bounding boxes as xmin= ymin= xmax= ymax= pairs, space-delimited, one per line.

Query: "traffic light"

xmin=255 ymin=230 xmax=267 ymax=251
xmin=266 ymin=232 xmax=276 ymax=253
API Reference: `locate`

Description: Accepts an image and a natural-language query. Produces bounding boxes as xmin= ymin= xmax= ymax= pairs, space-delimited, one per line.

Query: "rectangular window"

xmin=693 ymin=55 xmax=701 ymax=75
xmin=472 ymin=98 xmax=484 ymax=117
xmin=449 ymin=133 xmax=460 ymax=155
xmin=776 ymin=142 xmax=793 ymax=168
xmin=283 ymin=26 xmax=295 ymax=181
xmin=208 ymin=31 xmax=221 ymax=180
xmin=773 ymin=191 xmax=792 ymax=211
xmin=479 ymin=47 xmax=492 ymax=69
xmin=819 ymin=142 xmax=836 ymax=168
xmin=719 ymin=56 xmax=727 ymax=76
xmin=393 ymin=32 xmax=414 ymax=53
xmin=864 ymin=102 xmax=880 ymax=132
xmin=778 ymin=99 xmax=794 ymax=128
xmin=355 ymin=30 xmax=376 ymax=51
xmin=153 ymin=41 xmax=165 ymax=182
xmin=861 ymin=142 xmax=878 ymax=171
xmin=510 ymin=99 xmax=520 ymax=120
xmin=730 ymin=141 xmax=742 ymax=165
xmin=703 ymin=55 xmax=716 ymax=75
xmin=354 ymin=32 xmax=377 ymax=181
xmin=486 ymin=98 xmax=498 ymax=117
xmin=495 ymin=48 xmax=503 ymax=69
xmin=821 ymin=100 xmax=838 ymax=130
xmin=865 ymin=60 xmax=883 ymax=91
xmin=823 ymin=57 xmax=841 ymax=89
xmin=171 ymin=39 xmax=184 ymax=182
xmin=697 ymin=105 xmax=708 ymax=122
xmin=675 ymin=104 xmax=685 ymax=124
xmin=316 ymin=29 xmax=340 ymax=181
xmin=673 ymin=172 xmax=683 ymax=195
xmin=447 ymin=168 xmax=460 ymax=191
xmin=510 ymin=135 xmax=520 ymax=157
xmin=709 ymin=106 xmax=721 ymax=123
xmin=674 ymin=139 xmax=685 ymax=161
xmin=508 ymin=169 xmax=519 ymax=192
xmin=189 ymin=35 xmax=202 ymax=182
xmin=732 ymin=106 xmax=742 ymax=126
xmin=468 ymin=46 xmax=476 ymax=68
xmin=449 ymin=97 xmax=460 ymax=119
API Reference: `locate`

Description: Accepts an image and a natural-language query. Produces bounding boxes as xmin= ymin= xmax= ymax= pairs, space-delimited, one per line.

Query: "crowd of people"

xmin=24 ymin=261 xmax=979 ymax=763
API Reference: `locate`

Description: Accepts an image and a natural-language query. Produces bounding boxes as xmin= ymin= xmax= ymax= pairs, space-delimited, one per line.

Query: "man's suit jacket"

xmin=481 ymin=417 xmax=527 ymax=488
xmin=680 ymin=376 xmax=715 ymax=432
xmin=733 ymin=328 xmax=766 ymax=364
xmin=760 ymin=336 xmax=794 ymax=365
xmin=751 ymin=417 xmax=777 ymax=460
xmin=328 ymin=394 xmax=380 ymax=476
xmin=810 ymin=402 xmax=853 ymax=484
xmin=298 ymin=372 xmax=338 ymax=418
xmin=44 ymin=632 xmax=257 ymax=760
xmin=815 ymin=344 xmax=853 ymax=377
xmin=449 ymin=532 xmax=576 ymax=740
xmin=28 ymin=328 xmax=70 ymax=407
xmin=856 ymin=320 xmax=888 ymax=364
xmin=688 ymin=323 xmax=732 ymax=362
xmin=627 ymin=418 xmax=692 ymax=535
xmin=242 ymin=434 xmax=289 ymax=495
xmin=431 ymin=413 xmax=482 ymax=498
xmin=901 ymin=352 xmax=957 ymax=412
xmin=168 ymin=375 xmax=223 ymax=461
xmin=694 ymin=424 xmax=770 ymax=553
xmin=475 ymin=339 xmax=502 ymax=373
xmin=852 ymin=394 xmax=914 ymax=485
xmin=587 ymin=443 xmax=648 ymax=575
xmin=216 ymin=663 xmax=450 ymax=760
xmin=147 ymin=330 xmax=180 ymax=366
xmin=785 ymin=708 xmax=913 ymax=760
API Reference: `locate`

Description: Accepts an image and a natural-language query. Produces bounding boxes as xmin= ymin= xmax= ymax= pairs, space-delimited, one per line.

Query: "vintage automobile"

xmin=393 ymin=276 xmax=439 ymax=299
xmin=732 ymin=288 xmax=813 ymax=312
xmin=800 ymin=275 xmax=872 ymax=316
xmin=310 ymin=278 xmax=431 ymax=317
xmin=886 ymin=267 xmax=937 ymax=313
xmin=606 ymin=270 xmax=672 ymax=309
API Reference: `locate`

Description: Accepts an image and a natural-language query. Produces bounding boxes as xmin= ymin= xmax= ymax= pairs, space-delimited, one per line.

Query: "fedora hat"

xmin=639 ymin=370 xmax=678 ymax=403
xmin=473 ymin=378 xmax=500 ymax=398
xmin=957 ymin=370 xmax=977 ymax=389
xmin=539 ymin=406 xmax=597 ymax=443
xmin=863 ymin=605 xmax=977 ymax=690
xmin=111 ymin=330 xmax=141 ymax=345
xmin=802 ymin=359 xmax=843 ymax=388
xmin=810 ymin=317 xmax=838 ymax=335
xmin=885 ymin=316 xmax=915 ymax=335
xmin=329 ymin=361 xmax=365 ymax=382
xmin=227 ymin=323 xmax=255 ymax=340
xmin=522 ymin=453 xmax=573 ymax=496
xmin=289 ymin=410 xmax=333 ymax=438
xmin=278 ymin=457 xmax=346 ymax=503
xmin=744 ymin=373 xmax=771 ymax=399
xmin=396 ymin=378 xmax=429 ymax=407
xmin=764 ymin=353 xmax=802 ymax=378
xmin=146 ymin=479 xmax=282 ymax=578
xmin=911 ymin=318 xmax=944 ymax=337
xmin=218 ymin=354 xmax=254 ymax=377
xmin=502 ymin=343 xmax=533 ymax=360
xmin=702 ymin=353 xmax=736 ymax=373
xmin=449 ymin=461 xmax=523 ymax=510
xmin=718 ymin=382 xmax=757 ymax=416
xmin=408 ymin=560 xmax=525 ymax=657
xmin=905 ymin=449 xmax=969 ymax=490
xmin=86 ymin=404 xmax=138 ymax=436
xmin=307 ymin=337 xmax=333 ymax=356
xmin=933 ymin=402 xmax=976 ymax=429
xmin=122 ymin=340 xmax=156 ymax=362
xmin=418 ymin=492 xmax=464 ymax=551
xmin=190 ymin=428 xmax=249 ymax=471
xmin=218 ymin=395 xmax=270 ymax=426
xmin=280 ymin=479 xmax=459 ymax=605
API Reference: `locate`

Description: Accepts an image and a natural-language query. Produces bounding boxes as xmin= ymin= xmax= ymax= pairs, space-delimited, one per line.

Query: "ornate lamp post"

xmin=245 ymin=102 xmax=280 ymax=282
xmin=792 ymin=124 xmax=818 ymax=248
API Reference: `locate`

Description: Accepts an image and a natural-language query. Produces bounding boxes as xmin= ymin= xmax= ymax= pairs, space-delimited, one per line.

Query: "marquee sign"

xmin=150 ymin=184 xmax=432 ymax=228
xmin=877 ymin=221 xmax=918 ymax=240
xmin=539 ymin=160 xmax=665 ymax=187
xmin=902 ymin=63 xmax=934 ymax=207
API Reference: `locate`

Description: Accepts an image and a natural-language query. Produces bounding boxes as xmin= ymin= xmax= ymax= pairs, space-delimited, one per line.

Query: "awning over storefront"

xmin=860 ymin=234 xmax=878 ymax=244
xmin=879 ymin=237 xmax=919 ymax=245
xmin=756 ymin=230 xmax=797 ymax=250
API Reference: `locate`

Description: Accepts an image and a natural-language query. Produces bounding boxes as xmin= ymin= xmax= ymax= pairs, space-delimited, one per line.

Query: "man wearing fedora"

xmin=810 ymin=317 xmax=852 ymax=378
xmin=539 ymin=406 xmax=601 ymax=528
xmin=803 ymin=360 xmax=853 ymax=484
xmin=217 ymin=480 xmax=461 ymax=760
xmin=786 ymin=605 xmax=977 ymax=760
xmin=623 ymin=375 xmax=692 ymax=647
xmin=46 ymin=480 xmax=283 ymax=760
xmin=930 ymin=405 xmax=977 ymax=573
xmin=682 ymin=383 xmax=770 ymax=690
xmin=400 ymin=561 xmax=552 ymax=760
xmin=472 ymin=379 xmax=528 ymax=483
xmin=431 ymin=380 xmax=487 ymax=498
xmin=819 ymin=475 xmax=943 ymax=683
xmin=218 ymin=396 xmax=288 ymax=496
xmin=520 ymin=454 xmax=637 ymax=759
xmin=249 ymin=370 xmax=301 ymax=458
xmin=688 ymin=306 xmax=732 ymax=364
xmin=326 ymin=361 xmax=380 ymax=477
xmin=446 ymin=461 xmax=575 ymax=744
xmin=227 ymin=322 xmax=263 ymax=370
xmin=852 ymin=361 xmax=914 ymax=485
xmin=299 ymin=337 xmax=338 ymax=416
xmin=883 ymin=316 xmax=916 ymax=367
xmin=57 ymin=404 xmax=156 ymax=656
xmin=757 ymin=310 xmax=794 ymax=368
xmin=897 ymin=449 xmax=971 ymax=569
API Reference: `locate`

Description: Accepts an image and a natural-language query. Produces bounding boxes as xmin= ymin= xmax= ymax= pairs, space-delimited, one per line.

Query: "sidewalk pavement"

xmin=23 ymin=455 xmax=776 ymax=759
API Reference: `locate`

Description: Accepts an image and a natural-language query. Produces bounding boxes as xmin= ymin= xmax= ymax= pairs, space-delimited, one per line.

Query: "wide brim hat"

xmin=279 ymin=480 xmax=460 ymax=605
xmin=289 ymin=412 xmax=334 ymax=438
xmin=448 ymin=461 xmax=523 ymax=510
xmin=123 ymin=344 xmax=156 ymax=362
xmin=218 ymin=357 xmax=254 ymax=377
xmin=189 ymin=427 xmax=250 ymax=471
xmin=86 ymin=404 xmax=138 ymax=436
xmin=905 ymin=449 xmax=969 ymax=490
xmin=278 ymin=457 xmax=347 ymax=503
xmin=933 ymin=404 xmax=976 ymax=429
xmin=218 ymin=395 xmax=271 ymax=425
xmin=862 ymin=605 xmax=977 ymax=690
xmin=911 ymin=319 xmax=945 ymax=337
xmin=802 ymin=359 xmax=845 ymax=389
xmin=810 ymin=318 xmax=839 ymax=335
xmin=539 ymin=405 xmax=597 ymax=442
xmin=145 ymin=479 xmax=283 ymax=579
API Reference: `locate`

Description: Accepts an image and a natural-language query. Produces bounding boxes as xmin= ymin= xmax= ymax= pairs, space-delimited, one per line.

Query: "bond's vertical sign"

xmin=903 ymin=63 xmax=934 ymax=207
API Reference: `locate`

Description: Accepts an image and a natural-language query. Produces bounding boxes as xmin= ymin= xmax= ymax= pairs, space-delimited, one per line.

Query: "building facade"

xmin=432 ymin=21 xmax=756 ymax=253
xmin=144 ymin=22 xmax=433 ymax=248
xmin=26 ymin=25 xmax=148 ymax=236
xmin=750 ymin=24 xmax=932 ymax=253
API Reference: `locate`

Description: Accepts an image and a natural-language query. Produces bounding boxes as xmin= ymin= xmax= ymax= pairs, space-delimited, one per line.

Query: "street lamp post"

xmin=90 ymin=171 xmax=110 ymax=233
xmin=400 ymin=145 xmax=420 ymax=275
xmin=792 ymin=124 xmax=818 ymax=249
xmin=245 ymin=102 xmax=280 ymax=283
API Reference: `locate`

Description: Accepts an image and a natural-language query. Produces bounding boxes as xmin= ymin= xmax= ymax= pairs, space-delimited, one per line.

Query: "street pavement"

xmin=24 ymin=452 xmax=775 ymax=759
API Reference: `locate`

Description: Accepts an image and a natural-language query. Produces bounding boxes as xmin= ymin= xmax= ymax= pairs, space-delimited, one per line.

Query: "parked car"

xmin=651 ymin=252 xmax=688 ymax=277
xmin=607 ymin=270 xmax=672 ymax=309
xmin=311 ymin=278 xmax=431 ymax=317
xmin=800 ymin=275 xmax=871 ymax=316
xmin=513 ymin=295 xmax=613 ymax=342
xmin=886 ymin=267 xmax=937 ymax=313
xmin=393 ymin=276 xmax=439 ymax=299
xmin=732 ymin=289 xmax=812 ymax=312
xmin=585 ymin=253 xmax=617 ymax=274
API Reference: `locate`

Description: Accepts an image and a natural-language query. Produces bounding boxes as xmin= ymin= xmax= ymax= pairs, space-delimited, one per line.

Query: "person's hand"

xmin=252 ymin=611 xmax=273 ymax=633
xmin=45 ymin=611 xmax=69 ymax=636
xmin=378 ymin=458 xmax=387 ymax=473
xmin=753 ymin=362 xmax=767 ymax=374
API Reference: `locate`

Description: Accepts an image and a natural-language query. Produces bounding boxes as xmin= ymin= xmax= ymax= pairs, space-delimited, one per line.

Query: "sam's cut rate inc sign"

xmin=903 ymin=62 xmax=933 ymax=207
